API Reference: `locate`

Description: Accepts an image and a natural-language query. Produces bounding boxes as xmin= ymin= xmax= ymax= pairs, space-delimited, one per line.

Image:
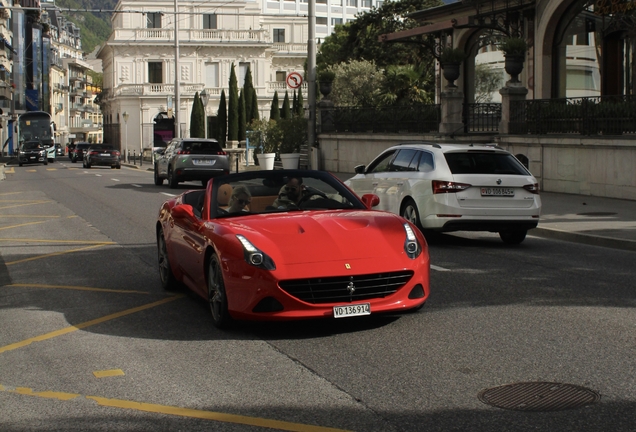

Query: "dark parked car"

xmin=70 ymin=142 xmax=91 ymax=163
xmin=18 ymin=141 xmax=48 ymax=166
xmin=154 ymin=138 xmax=229 ymax=188
xmin=83 ymin=144 xmax=121 ymax=169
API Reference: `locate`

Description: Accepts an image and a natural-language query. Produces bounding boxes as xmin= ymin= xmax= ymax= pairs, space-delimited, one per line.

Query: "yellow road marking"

xmin=93 ymin=369 xmax=125 ymax=378
xmin=0 ymin=192 xmax=23 ymax=196
xmin=0 ymin=215 xmax=60 ymax=218
xmin=0 ymin=296 xmax=183 ymax=355
xmin=0 ymin=383 xmax=349 ymax=431
xmin=0 ymin=220 xmax=47 ymax=231
xmin=0 ymin=201 xmax=53 ymax=210
xmin=6 ymin=243 xmax=111 ymax=266
xmin=0 ymin=200 xmax=50 ymax=202
xmin=46 ymin=169 xmax=57 ymax=171
xmin=3 ymin=167 xmax=14 ymax=174
xmin=0 ymin=238 xmax=116 ymax=244
xmin=26 ymin=170 xmax=37 ymax=172
xmin=7 ymin=283 xmax=149 ymax=295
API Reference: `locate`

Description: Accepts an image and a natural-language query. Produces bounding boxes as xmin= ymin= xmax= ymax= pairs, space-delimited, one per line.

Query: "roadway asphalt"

xmin=2 ymin=156 xmax=635 ymax=253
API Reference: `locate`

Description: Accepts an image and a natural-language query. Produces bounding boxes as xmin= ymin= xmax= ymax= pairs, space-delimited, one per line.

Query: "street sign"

xmin=286 ymin=72 xmax=303 ymax=89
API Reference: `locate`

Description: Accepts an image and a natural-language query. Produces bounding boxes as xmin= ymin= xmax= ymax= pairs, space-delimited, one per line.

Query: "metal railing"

xmin=510 ymin=95 xmax=636 ymax=136
xmin=329 ymin=105 xmax=441 ymax=134
xmin=464 ymin=103 xmax=501 ymax=133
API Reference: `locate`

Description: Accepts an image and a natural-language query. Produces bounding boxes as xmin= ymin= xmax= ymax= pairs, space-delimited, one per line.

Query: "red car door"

xmin=171 ymin=208 xmax=208 ymax=296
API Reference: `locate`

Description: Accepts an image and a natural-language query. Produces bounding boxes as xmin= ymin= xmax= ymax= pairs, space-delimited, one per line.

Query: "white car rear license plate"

xmin=193 ymin=159 xmax=216 ymax=165
xmin=481 ymin=187 xmax=514 ymax=197
xmin=333 ymin=303 xmax=371 ymax=318
xmin=100 ymin=153 xmax=110 ymax=156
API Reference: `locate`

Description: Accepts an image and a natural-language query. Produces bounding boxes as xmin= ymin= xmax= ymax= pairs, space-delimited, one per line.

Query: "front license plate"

xmin=193 ymin=159 xmax=216 ymax=165
xmin=481 ymin=187 xmax=514 ymax=197
xmin=333 ymin=303 xmax=371 ymax=318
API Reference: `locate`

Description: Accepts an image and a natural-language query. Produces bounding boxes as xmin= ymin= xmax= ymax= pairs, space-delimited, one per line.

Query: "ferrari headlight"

xmin=403 ymin=223 xmax=421 ymax=259
xmin=236 ymin=235 xmax=276 ymax=270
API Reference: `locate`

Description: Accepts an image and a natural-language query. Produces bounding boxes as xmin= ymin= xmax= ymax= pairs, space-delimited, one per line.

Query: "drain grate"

xmin=478 ymin=382 xmax=600 ymax=412
xmin=577 ymin=212 xmax=617 ymax=216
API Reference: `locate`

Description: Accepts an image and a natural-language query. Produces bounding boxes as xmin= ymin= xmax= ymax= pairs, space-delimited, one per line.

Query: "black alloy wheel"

xmin=208 ymin=254 xmax=232 ymax=329
xmin=499 ymin=229 xmax=528 ymax=244
xmin=157 ymin=229 xmax=178 ymax=291
xmin=154 ymin=165 xmax=163 ymax=185
xmin=401 ymin=198 xmax=423 ymax=230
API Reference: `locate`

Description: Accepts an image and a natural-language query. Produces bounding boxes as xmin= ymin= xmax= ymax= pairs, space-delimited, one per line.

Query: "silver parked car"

xmin=154 ymin=138 xmax=230 ymax=188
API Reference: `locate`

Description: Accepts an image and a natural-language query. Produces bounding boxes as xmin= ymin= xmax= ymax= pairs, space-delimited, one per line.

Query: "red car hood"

xmin=225 ymin=210 xmax=410 ymax=265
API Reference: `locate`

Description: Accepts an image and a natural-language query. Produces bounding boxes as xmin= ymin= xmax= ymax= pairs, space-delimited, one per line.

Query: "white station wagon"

xmin=345 ymin=142 xmax=541 ymax=244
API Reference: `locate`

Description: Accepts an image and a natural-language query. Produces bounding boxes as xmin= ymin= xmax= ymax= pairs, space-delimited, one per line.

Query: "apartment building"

xmin=0 ymin=0 xmax=12 ymax=149
xmin=97 ymin=0 xmax=381 ymax=152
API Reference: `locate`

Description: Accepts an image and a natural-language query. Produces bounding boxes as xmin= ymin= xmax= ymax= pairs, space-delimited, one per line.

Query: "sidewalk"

xmin=1 ymin=157 xmax=635 ymax=252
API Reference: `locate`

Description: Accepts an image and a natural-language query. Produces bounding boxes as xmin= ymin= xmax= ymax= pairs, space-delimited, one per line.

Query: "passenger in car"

xmin=272 ymin=176 xmax=308 ymax=209
xmin=227 ymin=185 xmax=252 ymax=213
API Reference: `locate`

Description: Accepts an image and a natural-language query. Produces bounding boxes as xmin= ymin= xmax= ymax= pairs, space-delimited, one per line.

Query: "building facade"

xmin=97 ymin=0 xmax=383 ymax=154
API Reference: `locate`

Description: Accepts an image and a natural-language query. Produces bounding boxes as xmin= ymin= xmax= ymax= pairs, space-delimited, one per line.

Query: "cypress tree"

xmin=250 ymin=88 xmax=259 ymax=123
xmin=218 ymin=90 xmax=227 ymax=147
xmin=244 ymin=66 xmax=255 ymax=124
xmin=190 ymin=92 xmax=205 ymax=138
xmin=228 ymin=63 xmax=239 ymax=141
xmin=292 ymin=90 xmax=297 ymax=116
xmin=238 ymin=89 xmax=246 ymax=141
xmin=270 ymin=91 xmax=280 ymax=121
xmin=295 ymin=87 xmax=304 ymax=117
xmin=281 ymin=91 xmax=291 ymax=119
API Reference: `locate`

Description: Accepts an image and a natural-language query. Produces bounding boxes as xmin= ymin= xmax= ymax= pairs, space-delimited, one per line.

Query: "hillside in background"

xmin=55 ymin=0 xmax=116 ymax=55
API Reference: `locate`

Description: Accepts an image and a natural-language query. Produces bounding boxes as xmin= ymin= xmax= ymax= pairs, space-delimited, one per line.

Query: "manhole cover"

xmin=478 ymin=382 xmax=600 ymax=412
xmin=577 ymin=212 xmax=617 ymax=216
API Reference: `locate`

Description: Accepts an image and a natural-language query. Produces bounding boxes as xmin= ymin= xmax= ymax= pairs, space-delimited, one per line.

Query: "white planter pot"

xmin=280 ymin=153 xmax=300 ymax=169
xmin=259 ymin=152 xmax=276 ymax=170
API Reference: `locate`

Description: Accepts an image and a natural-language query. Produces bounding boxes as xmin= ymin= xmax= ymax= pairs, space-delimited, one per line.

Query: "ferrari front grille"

xmin=279 ymin=271 xmax=414 ymax=304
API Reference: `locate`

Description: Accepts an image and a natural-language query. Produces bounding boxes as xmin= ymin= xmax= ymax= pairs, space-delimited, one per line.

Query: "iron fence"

xmin=510 ymin=95 xmax=636 ymax=135
xmin=464 ymin=103 xmax=501 ymax=132
xmin=330 ymin=105 xmax=440 ymax=134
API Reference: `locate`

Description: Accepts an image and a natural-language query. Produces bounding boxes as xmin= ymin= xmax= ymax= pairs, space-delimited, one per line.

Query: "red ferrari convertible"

xmin=156 ymin=169 xmax=430 ymax=328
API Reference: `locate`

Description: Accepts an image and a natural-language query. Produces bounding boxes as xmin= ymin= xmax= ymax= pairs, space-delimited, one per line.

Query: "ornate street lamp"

xmin=122 ymin=111 xmax=129 ymax=163
xmin=200 ymin=89 xmax=209 ymax=138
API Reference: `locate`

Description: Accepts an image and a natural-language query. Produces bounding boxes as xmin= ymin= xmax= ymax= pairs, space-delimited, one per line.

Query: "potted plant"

xmin=318 ymin=70 xmax=336 ymax=98
xmin=500 ymin=37 xmax=527 ymax=83
xmin=439 ymin=48 xmax=466 ymax=88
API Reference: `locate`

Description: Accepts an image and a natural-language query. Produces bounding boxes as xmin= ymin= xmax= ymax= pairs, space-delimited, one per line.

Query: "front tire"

xmin=157 ymin=229 xmax=178 ymax=291
xmin=401 ymin=198 xmax=422 ymax=230
xmin=208 ymin=254 xmax=232 ymax=329
xmin=499 ymin=229 xmax=527 ymax=244
xmin=154 ymin=165 xmax=164 ymax=186
xmin=168 ymin=166 xmax=178 ymax=189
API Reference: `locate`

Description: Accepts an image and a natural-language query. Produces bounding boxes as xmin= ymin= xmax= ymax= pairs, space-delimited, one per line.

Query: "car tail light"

xmin=432 ymin=180 xmax=471 ymax=194
xmin=523 ymin=183 xmax=540 ymax=194
xmin=177 ymin=150 xmax=191 ymax=155
xmin=90 ymin=151 xmax=99 ymax=155
xmin=217 ymin=150 xmax=227 ymax=155
xmin=113 ymin=151 xmax=120 ymax=156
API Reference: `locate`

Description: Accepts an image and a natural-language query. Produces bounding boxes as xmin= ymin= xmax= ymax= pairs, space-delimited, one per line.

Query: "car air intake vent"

xmin=279 ymin=271 xmax=413 ymax=304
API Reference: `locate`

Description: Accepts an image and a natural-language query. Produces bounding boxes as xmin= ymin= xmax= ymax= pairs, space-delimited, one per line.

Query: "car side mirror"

xmin=172 ymin=204 xmax=196 ymax=220
xmin=361 ymin=194 xmax=380 ymax=209
xmin=354 ymin=164 xmax=366 ymax=174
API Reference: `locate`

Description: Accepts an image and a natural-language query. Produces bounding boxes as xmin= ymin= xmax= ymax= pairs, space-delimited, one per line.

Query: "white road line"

xmin=431 ymin=264 xmax=451 ymax=272
xmin=112 ymin=179 xmax=120 ymax=182
xmin=95 ymin=174 xmax=102 ymax=177
xmin=160 ymin=192 xmax=177 ymax=197
xmin=131 ymin=184 xmax=142 ymax=188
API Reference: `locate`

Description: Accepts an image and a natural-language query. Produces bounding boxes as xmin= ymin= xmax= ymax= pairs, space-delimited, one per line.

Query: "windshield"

xmin=207 ymin=170 xmax=364 ymax=219
xmin=18 ymin=115 xmax=52 ymax=142
xmin=444 ymin=152 xmax=530 ymax=175
xmin=23 ymin=142 xmax=41 ymax=150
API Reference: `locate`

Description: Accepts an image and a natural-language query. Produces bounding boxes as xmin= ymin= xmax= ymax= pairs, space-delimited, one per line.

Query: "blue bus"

xmin=17 ymin=111 xmax=56 ymax=161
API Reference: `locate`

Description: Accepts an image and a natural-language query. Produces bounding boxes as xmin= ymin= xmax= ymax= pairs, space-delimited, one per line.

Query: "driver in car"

xmin=272 ymin=176 xmax=312 ymax=209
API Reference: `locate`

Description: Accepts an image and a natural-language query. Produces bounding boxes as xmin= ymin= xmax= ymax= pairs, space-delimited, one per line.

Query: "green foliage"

xmin=56 ymin=0 xmax=116 ymax=54
xmin=292 ymin=91 xmax=297 ymax=115
xmin=217 ymin=90 xmax=227 ymax=147
xmin=295 ymin=88 xmax=304 ymax=117
xmin=316 ymin=0 xmax=443 ymax=70
xmin=244 ymin=66 xmax=255 ymax=124
xmin=474 ymin=63 xmax=503 ymax=103
xmin=499 ymin=37 xmax=527 ymax=57
xmin=250 ymin=117 xmax=307 ymax=155
xmin=281 ymin=91 xmax=291 ymax=119
xmin=376 ymin=64 xmax=434 ymax=105
xmin=318 ymin=70 xmax=336 ymax=83
xmin=250 ymin=88 xmax=259 ymax=124
xmin=249 ymin=119 xmax=277 ymax=154
xmin=270 ymin=91 xmax=280 ymax=121
xmin=439 ymin=47 xmax=467 ymax=65
xmin=190 ymin=92 xmax=205 ymax=138
xmin=238 ymin=90 xmax=246 ymax=141
xmin=228 ymin=64 xmax=239 ymax=141
xmin=327 ymin=60 xmax=385 ymax=107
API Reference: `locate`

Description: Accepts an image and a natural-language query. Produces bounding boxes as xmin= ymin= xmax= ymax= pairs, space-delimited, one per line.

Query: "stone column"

xmin=317 ymin=98 xmax=335 ymax=133
xmin=499 ymin=84 xmax=528 ymax=135
xmin=439 ymin=87 xmax=464 ymax=135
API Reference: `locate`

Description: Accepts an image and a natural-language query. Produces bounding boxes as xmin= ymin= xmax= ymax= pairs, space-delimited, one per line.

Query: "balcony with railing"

xmin=113 ymin=28 xmax=269 ymax=44
xmin=115 ymin=83 xmax=205 ymax=97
